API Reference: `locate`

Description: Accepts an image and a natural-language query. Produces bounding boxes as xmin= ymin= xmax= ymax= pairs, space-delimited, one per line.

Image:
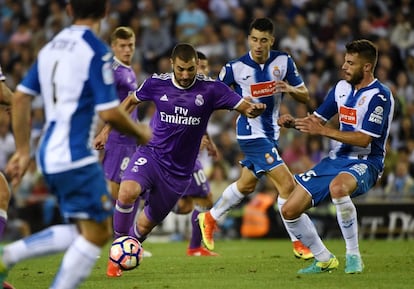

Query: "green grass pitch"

xmin=5 ymin=239 xmax=414 ymax=289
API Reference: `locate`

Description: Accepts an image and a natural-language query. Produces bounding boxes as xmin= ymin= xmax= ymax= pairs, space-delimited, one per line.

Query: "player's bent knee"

xmin=281 ymin=205 xmax=300 ymax=220
xmin=118 ymin=182 xmax=141 ymax=204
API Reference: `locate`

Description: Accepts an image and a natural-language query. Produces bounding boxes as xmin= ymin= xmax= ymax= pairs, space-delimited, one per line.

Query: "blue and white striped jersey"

xmin=315 ymin=79 xmax=394 ymax=172
xmin=17 ymin=25 xmax=119 ymax=174
xmin=219 ymin=50 xmax=304 ymax=141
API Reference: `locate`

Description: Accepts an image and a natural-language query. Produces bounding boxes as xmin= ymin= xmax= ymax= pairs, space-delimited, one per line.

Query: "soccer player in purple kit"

xmin=103 ymin=43 xmax=265 ymax=272
xmin=173 ymin=51 xmax=220 ymax=257
xmin=100 ymin=26 xmax=138 ymax=200
xmin=94 ymin=26 xmax=151 ymax=277
xmin=279 ymin=39 xmax=394 ymax=274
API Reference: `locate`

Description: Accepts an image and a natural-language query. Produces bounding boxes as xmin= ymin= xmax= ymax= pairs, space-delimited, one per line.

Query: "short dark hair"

xmin=197 ymin=51 xmax=207 ymax=61
xmin=69 ymin=0 xmax=107 ymax=21
xmin=171 ymin=43 xmax=197 ymax=62
xmin=346 ymin=39 xmax=378 ymax=71
xmin=249 ymin=18 xmax=274 ymax=35
xmin=110 ymin=26 xmax=135 ymax=44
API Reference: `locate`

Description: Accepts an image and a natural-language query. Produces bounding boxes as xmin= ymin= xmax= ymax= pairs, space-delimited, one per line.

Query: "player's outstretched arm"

xmin=99 ymin=105 xmax=152 ymax=146
xmin=94 ymin=94 xmax=143 ymax=149
xmin=236 ymin=99 xmax=266 ymax=118
xmin=0 ymin=82 xmax=12 ymax=106
xmin=6 ymin=91 xmax=32 ymax=188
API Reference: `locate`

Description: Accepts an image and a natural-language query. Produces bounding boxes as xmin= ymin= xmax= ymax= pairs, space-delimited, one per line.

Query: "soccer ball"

xmin=109 ymin=236 xmax=143 ymax=271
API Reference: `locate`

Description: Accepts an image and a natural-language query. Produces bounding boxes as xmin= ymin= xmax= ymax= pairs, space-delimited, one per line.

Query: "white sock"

xmin=277 ymin=197 xmax=297 ymax=242
xmin=50 ymin=236 xmax=101 ymax=289
xmin=3 ymin=224 xmax=79 ymax=267
xmin=210 ymin=182 xmax=244 ymax=220
xmin=332 ymin=196 xmax=360 ymax=256
xmin=284 ymin=215 xmax=332 ymax=262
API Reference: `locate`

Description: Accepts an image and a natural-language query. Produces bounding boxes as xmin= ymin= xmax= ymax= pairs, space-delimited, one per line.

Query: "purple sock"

xmin=188 ymin=210 xmax=202 ymax=249
xmin=113 ymin=200 xmax=137 ymax=239
xmin=0 ymin=216 xmax=6 ymax=239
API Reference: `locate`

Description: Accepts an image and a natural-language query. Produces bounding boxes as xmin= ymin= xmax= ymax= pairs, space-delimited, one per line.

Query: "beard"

xmin=347 ymin=69 xmax=364 ymax=86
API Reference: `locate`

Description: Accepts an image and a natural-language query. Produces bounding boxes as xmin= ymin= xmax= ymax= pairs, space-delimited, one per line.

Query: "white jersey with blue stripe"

xmin=17 ymin=25 xmax=119 ymax=174
xmin=315 ymin=79 xmax=394 ymax=172
xmin=218 ymin=50 xmax=304 ymax=141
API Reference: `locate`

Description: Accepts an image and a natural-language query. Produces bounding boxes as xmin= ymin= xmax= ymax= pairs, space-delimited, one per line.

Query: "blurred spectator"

xmin=175 ymin=0 xmax=208 ymax=45
xmin=141 ymin=16 xmax=173 ymax=74
xmin=208 ymin=0 xmax=240 ymax=24
xmin=208 ymin=160 xmax=232 ymax=203
xmin=389 ymin=10 xmax=414 ymax=59
xmin=196 ymin=24 xmax=226 ymax=61
xmin=281 ymin=131 xmax=313 ymax=174
xmin=384 ymin=160 xmax=414 ymax=201
xmin=279 ymin=24 xmax=312 ymax=70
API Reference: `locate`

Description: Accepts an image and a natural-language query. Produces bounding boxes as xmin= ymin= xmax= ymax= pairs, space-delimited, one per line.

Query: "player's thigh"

xmin=267 ymin=164 xmax=295 ymax=198
xmin=236 ymin=166 xmax=259 ymax=194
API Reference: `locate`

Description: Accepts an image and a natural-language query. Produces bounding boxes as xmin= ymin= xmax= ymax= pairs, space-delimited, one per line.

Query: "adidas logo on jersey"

xmin=160 ymin=94 xmax=168 ymax=101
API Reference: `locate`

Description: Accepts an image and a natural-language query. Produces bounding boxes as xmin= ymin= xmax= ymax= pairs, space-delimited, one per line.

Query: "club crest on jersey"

xmin=265 ymin=153 xmax=274 ymax=164
xmin=250 ymin=81 xmax=276 ymax=98
xmin=272 ymin=66 xmax=281 ymax=79
xmin=339 ymin=106 xmax=357 ymax=125
xmin=195 ymin=94 xmax=204 ymax=106
xmin=358 ymin=96 xmax=366 ymax=106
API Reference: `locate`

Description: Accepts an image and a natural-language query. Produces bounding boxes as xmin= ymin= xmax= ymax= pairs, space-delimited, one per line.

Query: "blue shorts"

xmin=43 ymin=163 xmax=113 ymax=223
xmin=238 ymin=138 xmax=284 ymax=178
xmin=122 ymin=146 xmax=192 ymax=223
xmin=294 ymin=157 xmax=379 ymax=206
xmin=182 ymin=159 xmax=210 ymax=198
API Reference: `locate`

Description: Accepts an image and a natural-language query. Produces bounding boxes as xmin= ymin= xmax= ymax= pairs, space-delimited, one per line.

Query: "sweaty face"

xmin=111 ymin=37 xmax=135 ymax=66
xmin=248 ymin=28 xmax=275 ymax=64
xmin=173 ymin=57 xmax=197 ymax=88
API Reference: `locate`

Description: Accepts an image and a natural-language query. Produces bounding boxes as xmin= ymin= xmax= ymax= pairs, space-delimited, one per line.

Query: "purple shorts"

xmin=102 ymin=142 xmax=137 ymax=184
xmin=183 ymin=159 xmax=210 ymax=198
xmin=122 ymin=146 xmax=192 ymax=223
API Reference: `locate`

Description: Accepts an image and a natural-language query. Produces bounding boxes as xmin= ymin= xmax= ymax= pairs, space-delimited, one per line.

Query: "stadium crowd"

xmin=1 ymin=0 xmax=414 ymax=239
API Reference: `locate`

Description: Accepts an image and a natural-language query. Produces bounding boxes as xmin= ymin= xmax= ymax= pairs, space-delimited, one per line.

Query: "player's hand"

xmin=278 ymin=114 xmax=296 ymax=128
xmin=5 ymin=151 xmax=31 ymax=188
xmin=94 ymin=131 xmax=108 ymax=150
xmin=246 ymin=102 xmax=266 ymax=118
xmin=295 ymin=115 xmax=324 ymax=135
xmin=200 ymin=134 xmax=220 ymax=160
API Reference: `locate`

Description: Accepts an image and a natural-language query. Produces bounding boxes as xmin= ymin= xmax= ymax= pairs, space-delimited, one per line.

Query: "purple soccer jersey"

xmin=102 ymin=57 xmax=138 ymax=183
xmin=122 ymin=73 xmax=243 ymax=222
xmin=107 ymin=57 xmax=138 ymax=145
xmin=133 ymin=73 xmax=243 ymax=176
